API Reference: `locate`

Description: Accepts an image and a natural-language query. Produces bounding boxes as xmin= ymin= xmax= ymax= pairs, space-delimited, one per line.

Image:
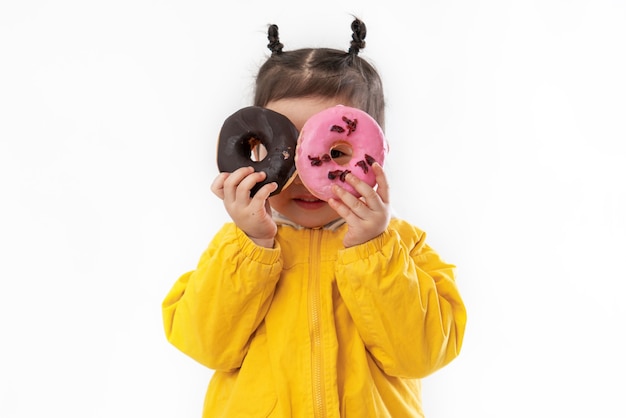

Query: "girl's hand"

xmin=328 ymin=163 xmax=391 ymax=248
xmin=211 ymin=166 xmax=278 ymax=248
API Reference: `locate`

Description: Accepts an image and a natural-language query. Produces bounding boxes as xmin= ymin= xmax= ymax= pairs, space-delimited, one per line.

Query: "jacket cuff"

xmin=338 ymin=229 xmax=394 ymax=265
xmin=232 ymin=224 xmax=281 ymax=265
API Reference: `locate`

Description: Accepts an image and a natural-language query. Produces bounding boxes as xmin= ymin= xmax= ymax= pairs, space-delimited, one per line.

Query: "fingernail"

xmin=345 ymin=173 xmax=358 ymax=184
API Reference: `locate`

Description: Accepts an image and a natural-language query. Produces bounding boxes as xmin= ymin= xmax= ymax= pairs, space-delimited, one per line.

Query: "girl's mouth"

xmin=293 ymin=196 xmax=325 ymax=210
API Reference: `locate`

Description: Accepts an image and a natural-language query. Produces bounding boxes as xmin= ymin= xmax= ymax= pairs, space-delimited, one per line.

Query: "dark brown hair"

xmin=253 ymin=18 xmax=386 ymax=130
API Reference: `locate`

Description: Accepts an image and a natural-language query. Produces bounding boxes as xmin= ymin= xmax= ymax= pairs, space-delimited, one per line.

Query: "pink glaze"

xmin=295 ymin=105 xmax=387 ymax=201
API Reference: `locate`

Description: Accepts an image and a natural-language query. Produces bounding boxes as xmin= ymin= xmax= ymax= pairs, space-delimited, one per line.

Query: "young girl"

xmin=162 ymin=18 xmax=466 ymax=417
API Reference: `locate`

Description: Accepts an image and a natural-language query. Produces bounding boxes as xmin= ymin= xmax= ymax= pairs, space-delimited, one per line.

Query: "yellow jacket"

xmin=162 ymin=218 xmax=466 ymax=417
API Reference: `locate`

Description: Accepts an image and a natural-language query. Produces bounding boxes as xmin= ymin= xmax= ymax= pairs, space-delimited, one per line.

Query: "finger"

xmin=328 ymin=197 xmax=355 ymax=221
xmin=211 ymin=172 xmax=230 ymax=200
xmin=342 ymin=173 xmax=382 ymax=212
xmin=223 ymin=166 xmax=254 ymax=202
xmin=264 ymin=198 xmax=273 ymax=217
xmin=371 ymin=163 xmax=390 ymax=203
xmin=252 ymin=181 xmax=278 ymax=205
xmin=236 ymin=170 xmax=267 ymax=201
xmin=247 ymin=182 xmax=276 ymax=219
xmin=331 ymin=184 xmax=368 ymax=220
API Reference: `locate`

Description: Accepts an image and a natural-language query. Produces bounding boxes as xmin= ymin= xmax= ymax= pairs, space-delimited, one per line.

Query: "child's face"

xmin=265 ymin=96 xmax=347 ymax=228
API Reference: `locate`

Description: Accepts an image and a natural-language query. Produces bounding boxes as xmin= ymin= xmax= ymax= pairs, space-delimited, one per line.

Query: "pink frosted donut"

xmin=295 ymin=105 xmax=388 ymax=201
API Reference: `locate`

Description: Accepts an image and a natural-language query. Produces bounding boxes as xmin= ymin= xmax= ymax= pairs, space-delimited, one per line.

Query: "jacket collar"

xmin=272 ymin=210 xmax=346 ymax=231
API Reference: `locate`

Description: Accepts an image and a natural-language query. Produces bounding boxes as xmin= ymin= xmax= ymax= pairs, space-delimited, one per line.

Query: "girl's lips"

xmin=293 ymin=196 xmax=326 ymax=210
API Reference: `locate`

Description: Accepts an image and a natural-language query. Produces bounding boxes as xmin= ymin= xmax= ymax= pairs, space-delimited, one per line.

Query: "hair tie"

xmin=348 ymin=18 xmax=366 ymax=55
xmin=267 ymin=24 xmax=284 ymax=56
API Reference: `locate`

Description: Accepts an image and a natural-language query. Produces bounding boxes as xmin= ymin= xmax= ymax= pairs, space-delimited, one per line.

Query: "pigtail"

xmin=348 ymin=18 xmax=366 ymax=56
xmin=255 ymin=17 xmax=384 ymax=128
xmin=267 ymin=24 xmax=284 ymax=56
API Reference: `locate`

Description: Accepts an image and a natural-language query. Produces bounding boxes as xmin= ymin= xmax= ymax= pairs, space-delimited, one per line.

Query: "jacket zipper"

xmin=309 ymin=229 xmax=327 ymax=418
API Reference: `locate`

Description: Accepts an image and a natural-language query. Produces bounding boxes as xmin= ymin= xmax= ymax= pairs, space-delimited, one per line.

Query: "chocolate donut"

xmin=217 ymin=106 xmax=299 ymax=196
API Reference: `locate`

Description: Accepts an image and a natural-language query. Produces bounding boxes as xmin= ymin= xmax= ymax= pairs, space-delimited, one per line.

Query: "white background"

xmin=1 ymin=1 xmax=625 ymax=417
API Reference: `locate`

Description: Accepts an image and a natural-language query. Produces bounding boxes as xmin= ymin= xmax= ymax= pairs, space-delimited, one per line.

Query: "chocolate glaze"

xmin=217 ymin=106 xmax=298 ymax=196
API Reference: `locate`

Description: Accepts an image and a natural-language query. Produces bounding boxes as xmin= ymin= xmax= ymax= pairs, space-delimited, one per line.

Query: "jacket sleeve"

xmin=335 ymin=220 xmax=466 ymax=379
xmin=162 ymin=223 xmax=283 ymax=371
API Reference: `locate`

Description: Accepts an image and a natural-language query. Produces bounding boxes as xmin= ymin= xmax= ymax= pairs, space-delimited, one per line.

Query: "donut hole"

xmin=329 ymin=142 xmax=353 ymax=166
xmin=246 ymin=135 xmax=268 ymax=162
